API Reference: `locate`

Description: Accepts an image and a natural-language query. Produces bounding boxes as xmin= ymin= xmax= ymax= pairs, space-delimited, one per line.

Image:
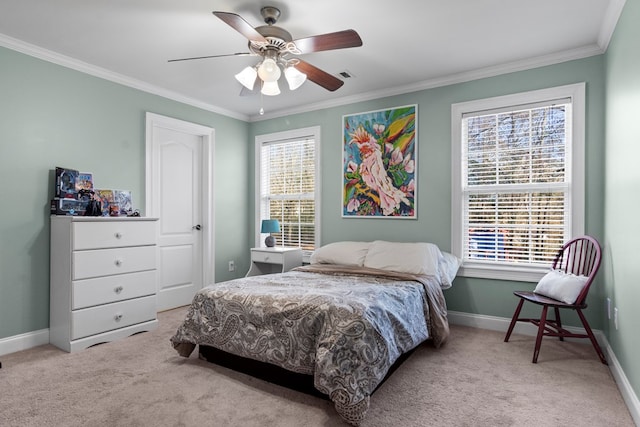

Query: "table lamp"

xmin=261 ymin=219 xmax=280 ymax=247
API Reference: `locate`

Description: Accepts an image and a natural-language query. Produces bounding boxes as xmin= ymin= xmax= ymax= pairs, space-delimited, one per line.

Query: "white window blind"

xmin=259 ymin=135 xmax=317 ymax=252
xmin=451 ymin=83 xmax=585 ymax=281
xmin=463 ymin=103 xmax=570 ymax=265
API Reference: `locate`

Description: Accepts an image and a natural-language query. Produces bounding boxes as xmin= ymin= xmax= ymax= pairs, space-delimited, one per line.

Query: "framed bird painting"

xmin=342 ymin=105 xmax=417 ymax=218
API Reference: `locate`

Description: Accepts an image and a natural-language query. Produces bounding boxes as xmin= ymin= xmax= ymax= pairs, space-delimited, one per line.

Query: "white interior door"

xmin=145 ymin=113 xmax=215 ymax=311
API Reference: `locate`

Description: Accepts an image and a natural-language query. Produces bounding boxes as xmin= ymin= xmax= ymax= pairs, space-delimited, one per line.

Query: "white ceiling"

xmin=0 ymin=0 xmax=625 ymax=121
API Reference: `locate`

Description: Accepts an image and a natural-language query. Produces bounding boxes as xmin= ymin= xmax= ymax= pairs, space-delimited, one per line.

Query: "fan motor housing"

xmin=251 ymin=25 xmax=292 ymax=54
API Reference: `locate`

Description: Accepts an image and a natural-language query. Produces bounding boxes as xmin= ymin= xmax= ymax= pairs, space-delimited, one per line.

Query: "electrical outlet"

xmin=607 ymin=298 xmax=611 ymax=319
xmin=228 ymin=260 xmax=235 ymax=272
xmin=614 ymin=307 xmax=619 ymax=330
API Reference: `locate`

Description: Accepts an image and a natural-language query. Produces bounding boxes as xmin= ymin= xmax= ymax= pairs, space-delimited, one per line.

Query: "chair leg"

xmin=576 ymin=309 xmax=608 ymax=365
xmin=533 ymin=305 xmax=549 ymax=363
xmin=554 ymin=307 xmax=564 ymax=341
xmin=504 ymin=299 xmax=525 ymax=342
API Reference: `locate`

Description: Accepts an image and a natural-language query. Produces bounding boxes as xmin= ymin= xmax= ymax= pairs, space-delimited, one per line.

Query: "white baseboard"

xmin=604 ymin=340 xmax=640 ymax=426
xmin=448 ymin=310 xmax=603 ymax=341
xmin=0 ymin=328 xmax=49 ymax=357
xmin=448 ymin=311 xmax=639 ymax=427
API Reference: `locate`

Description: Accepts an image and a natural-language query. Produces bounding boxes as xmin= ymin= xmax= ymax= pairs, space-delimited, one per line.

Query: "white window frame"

xmin=255 ymin=126 xmax=321 ymax=258
xmin=451 ymin=83 xmax=585 ymax=282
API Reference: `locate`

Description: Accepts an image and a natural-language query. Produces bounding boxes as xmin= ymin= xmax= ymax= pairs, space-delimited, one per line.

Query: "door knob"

xmin=192 ymin=224 xmax=201 ymax=230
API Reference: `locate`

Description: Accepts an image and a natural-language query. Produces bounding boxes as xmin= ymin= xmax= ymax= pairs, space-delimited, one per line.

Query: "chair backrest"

xmin=552 ymin=235 xmax=602 ymax=306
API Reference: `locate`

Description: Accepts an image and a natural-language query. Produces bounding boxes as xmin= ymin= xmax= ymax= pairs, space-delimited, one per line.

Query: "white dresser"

xmin=50 ymin=216 xmax=159 ymax=352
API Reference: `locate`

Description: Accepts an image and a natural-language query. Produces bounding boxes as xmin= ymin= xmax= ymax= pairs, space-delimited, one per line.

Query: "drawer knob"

xmin=115 ymin=259 xmax=123 ymax=267
xmin=114 ymin=313 xmax=123 ymax=322
xmin=114 ymin=286 xmax=124 ymax=294
xmin=115 ymin=232 xmax=122 ymax=239
xmin=264 ymin=256 xmax=270 ymax=261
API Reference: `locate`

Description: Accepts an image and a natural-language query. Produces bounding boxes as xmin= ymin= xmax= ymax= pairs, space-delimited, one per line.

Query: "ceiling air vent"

xmin=338 ymin=70 xmax=355 ymax=79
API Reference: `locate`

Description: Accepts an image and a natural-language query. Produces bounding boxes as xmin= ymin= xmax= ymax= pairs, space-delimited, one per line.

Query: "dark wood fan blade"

xmin=293 ymin=29 xmax=362 ymax=54
xmin=168 ymin=52 xmax=251 ymax=62
xmin=212 ymin=11 xmax=267 ymax=43
xmin=294 ymin=60 xmax=344 ymax=92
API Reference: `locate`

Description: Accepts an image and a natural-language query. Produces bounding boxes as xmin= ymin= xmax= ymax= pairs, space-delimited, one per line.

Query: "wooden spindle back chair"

xmin=504 ymin=235 xmax=606 ymax=364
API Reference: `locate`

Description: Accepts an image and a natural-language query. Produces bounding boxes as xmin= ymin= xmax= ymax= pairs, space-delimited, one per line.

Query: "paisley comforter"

xmin=170 ymin=264 xmax=449 ymax=426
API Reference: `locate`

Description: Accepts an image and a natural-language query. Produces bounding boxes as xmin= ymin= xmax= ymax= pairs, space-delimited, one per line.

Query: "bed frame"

xmin=198 ymin=344 xmax=416 ymax=400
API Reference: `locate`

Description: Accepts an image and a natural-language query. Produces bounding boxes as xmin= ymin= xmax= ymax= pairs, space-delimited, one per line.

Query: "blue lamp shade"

xmin=261 ymin=219 xmax=280 ymax=247
xmin=261 ymin=219 xmax=280 ymax=233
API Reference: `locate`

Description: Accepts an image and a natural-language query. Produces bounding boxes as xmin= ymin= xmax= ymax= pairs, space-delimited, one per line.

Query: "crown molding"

xmin=251 ymin=43 xmax=604 ymax=122
xmin=0 ymin=29 xmax=610 ymax=125
xmin=0 ymin=33 xmax=249 ymax=122
xmin=598 ymin=0 xmax=627 ymax=49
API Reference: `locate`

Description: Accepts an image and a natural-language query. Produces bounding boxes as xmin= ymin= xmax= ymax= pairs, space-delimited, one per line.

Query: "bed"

xmin=171 ymin=240 xmax=459 ymax=426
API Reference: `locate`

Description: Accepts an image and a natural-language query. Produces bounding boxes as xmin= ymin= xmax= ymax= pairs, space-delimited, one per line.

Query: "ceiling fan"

xmin=169 ymin=6 xmax=363 ymax=95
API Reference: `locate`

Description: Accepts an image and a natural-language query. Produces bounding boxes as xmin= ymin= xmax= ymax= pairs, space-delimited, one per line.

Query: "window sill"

xmin=458 ymin=263 xmax=548 ymax=283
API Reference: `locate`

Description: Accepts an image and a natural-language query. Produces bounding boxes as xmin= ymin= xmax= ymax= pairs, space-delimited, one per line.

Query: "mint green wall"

xmin=249 ymin=55 xmax=606 ymax=329
xmin=0 ymin=46 xmax=249 ymax=339
xmin=605 ymin=0 xmax=640 ymax=403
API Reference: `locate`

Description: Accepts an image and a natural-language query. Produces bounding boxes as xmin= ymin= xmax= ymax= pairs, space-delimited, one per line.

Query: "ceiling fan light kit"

xmin=235 ymin=59 xmax=307 ymax=95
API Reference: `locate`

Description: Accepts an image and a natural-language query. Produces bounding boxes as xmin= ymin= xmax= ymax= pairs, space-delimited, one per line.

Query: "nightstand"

xmin=246 ymin=247 xmax=303 ymax=277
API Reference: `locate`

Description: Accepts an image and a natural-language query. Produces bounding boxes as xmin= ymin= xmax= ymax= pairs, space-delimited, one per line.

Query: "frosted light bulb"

xmin=257 ymin=58 xmax=281 ymax=82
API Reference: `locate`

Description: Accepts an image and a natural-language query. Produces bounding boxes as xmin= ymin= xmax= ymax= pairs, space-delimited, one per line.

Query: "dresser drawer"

xmin=252 ymin=250 xmax=284 ymax=264
xmin=73 ymin=246 xmax=156 ymax=280
xmin=73 ymin=220 xmax=156 ymax=250
xmin=71 ymin=295 xmax=156 ymax=340
xmin=72 ymin=270 xmax=157 ymax=310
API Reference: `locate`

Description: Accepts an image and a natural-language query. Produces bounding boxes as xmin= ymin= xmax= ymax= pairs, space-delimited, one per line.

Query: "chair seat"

xmin=513 ymin=291 xmax=585 ymax=308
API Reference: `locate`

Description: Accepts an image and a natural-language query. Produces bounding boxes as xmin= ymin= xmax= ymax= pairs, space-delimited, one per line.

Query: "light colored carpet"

xmin=0 ymin=307 xmax=634 ymax=427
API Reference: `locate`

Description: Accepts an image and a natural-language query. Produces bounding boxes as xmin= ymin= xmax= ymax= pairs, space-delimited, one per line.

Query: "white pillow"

xmin=363 ymin=240 xmax=442 ymax=276
xmin=438 ymin=251 xmax=461 ymax=290
xmin=310 ymin=241 xmax=371 ymax=266
xmin=533 ymin=269 xmax=589 ymax=304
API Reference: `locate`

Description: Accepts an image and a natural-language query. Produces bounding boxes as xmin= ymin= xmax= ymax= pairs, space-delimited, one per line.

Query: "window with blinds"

xmin=451 ymin=84 xmax=585 ymax=281
xmin=463 ymin=102 xmax=570 ymax=265
xmin=257 ymin=127 xmax=319 ymax=254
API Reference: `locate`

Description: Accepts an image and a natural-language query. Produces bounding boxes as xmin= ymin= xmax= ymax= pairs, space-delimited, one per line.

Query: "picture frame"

xmin=55 ymin=166 xmax=79 ymax=199
xmin=342 ymin=104 xmax=417 ymax=218
xmin=95 ymin=189 xmax=115 ymax=216
xmin=114 ymin=189 xmax=133 ymax=215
